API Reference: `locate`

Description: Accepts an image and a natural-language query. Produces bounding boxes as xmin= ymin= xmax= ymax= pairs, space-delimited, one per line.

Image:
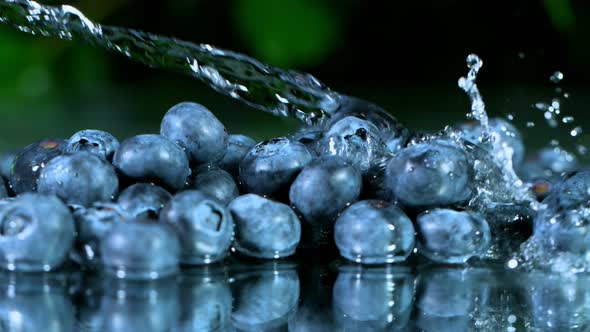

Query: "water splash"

xmin=458 ymin=54 xmax=489 ymax=134
xmin=0 ymin=0 xmax=340 ymax=125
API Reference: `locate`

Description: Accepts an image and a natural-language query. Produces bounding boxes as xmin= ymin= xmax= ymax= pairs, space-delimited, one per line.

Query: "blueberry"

xmin=316 ymin=116 xmax=389 ymax=174
xmin=176 ymin=267 xmax=232 ymax=331
xmin=332 ymin=265 xmax=414 ymax=330
xmin=117 ymin=183 xmax=171 ymax=217
xmin=160 ymin=102 xmax=228 ymax=164
xmin=160 ymin=190 xmax=234 ymax=265
xmin=239 ymin=137 xmax=312 ymax=198
xmin=416 ymin=209 xmax=491 ymax=264
xmin=37 ymin=152 xmax=119 ymax=207
xmin=0 ymin=193 xmax=75 ymax=272
xmin=231 ymin=262 xmax=300 ymax=330
xmin=99 ymin=278 xmax=179 ymax=332
xmin=334 ymin=200 xmax=415 ymax=264
xmin=217 ymin=134 xmax=257 ymax=177
xmin=385 ymin=139 xmax=473 ymax=209
xmin=520 ymin=147 xmax=579 ymax=182
xmin=100 ymin=218 xmax=180 ymax=279
xmin=229 ymin=194 xmax=301 ymax=259
xmin=64 ymin=129 xmax=120 ymax=162
xmin=457 ymin=118 xmax=525 ymax=167
xmin=9 ymin=139 xmax=64 ymax=194
xmin=188 ymin=165 xmax=239 ymax=205
xmin=532 ymin=171 xmax=590 ymax=257
xmin=113 ymin=134 xmax=190 ymax=191
xmin=328 ymin=96 xmax=410 ymax=154
xmin=0 ymin=273 xmax=75 ymax=332
xmin=289 ymin=156 xmax=362 ymax=226
xmin=71 ymin=202 xmax=128 ymax=267
xmin=0 ymin=148 xmax=21 ymax=179
xmin=288 ymin=127 xmax=323 ymax=154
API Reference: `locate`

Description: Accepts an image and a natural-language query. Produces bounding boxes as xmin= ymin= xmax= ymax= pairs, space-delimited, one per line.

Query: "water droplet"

xmin=550 ymin=71 xmax=564 ymax=84
xmin=526 ymin=121 xmax=535 ymax=128
xmin=570 ymin=127 xmax=582 ymax=137
xmin=562 ymin=116 xmax=574 ymax=123
xmin=507 ymin=258 xmax=518 ymax=269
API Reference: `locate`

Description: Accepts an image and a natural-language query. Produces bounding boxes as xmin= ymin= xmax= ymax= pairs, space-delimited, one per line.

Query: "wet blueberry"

xmin=217 ymin=134 xmax=257 ymax=177
xmin=0 ymin=193 xmax=75 ymax=272
xmin=37 ymin=152 xmax=119 ymax=207
xmin=229 ymin=194 xmax=301 ymax=259
xmin=316 ymin=116 xmax=389 ymax=174
xmin=117 ymin=183 xmax=171 ymax=217
xmin=332 ymin=265 xmax=414 ymax=330
xmin=520 ymin=147 xmax=579 ymax=182
xmin=188 ymin=165 xmax=239 ymax=205
xmin=457 ymin=118 xmax=525 ymax=167
xmin=288 ymin=127 xmax=323 ymax=154
xmin=385 ymin=139 xmax=473 ymax=209
xmin=289 ymin=156 xmax=362 ymax=227
xmin=327 ymin=96 xmax=410 ymax=154
xmin=64 ymin=129 xmax=120 ymax=162
xmin=0 ymin=178 xmax=7 ymax=199
xmin=160 ymin=190 xmax=234 ymax=265
xmin=160 ymin=102 xmax=228 ymax=164
xmin=113 ymin=134 xmax=190 ymax=191
xmin=71 ymin=202 xmax=128 ymax=267
xmin=239 ymin=137 xmax=312 ymax=198
xmin=100 ymin=218 xmax=180 ymax=279
xmin=416 ymin=209 xmax=491 ymax=264
xmin=231 ymin=262 xmax=300 ymax=331
xmin=334 ymin=200 xmax=415 ymax=264
xmin=9 ymin=139 xmax=64 ymax=194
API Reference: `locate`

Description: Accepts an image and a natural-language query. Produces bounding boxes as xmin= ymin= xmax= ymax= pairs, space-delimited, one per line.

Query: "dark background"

xmin=0 ymin=0 xmax=588 ymax=158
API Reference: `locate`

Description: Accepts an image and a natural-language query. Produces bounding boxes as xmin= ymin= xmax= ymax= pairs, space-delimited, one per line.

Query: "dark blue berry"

xmin=113 ymin=134 xmax=190 ymax=191
xmin=288 ymin=127 xmax=323 ymax=154
xmin=37 ymin=152 xmax=119 ymax=207
xmin=160 ymin=102 xmax=228 ymax=164
xmin=229 ymin=194 xmax=301 ymax=259
xmin=64 ymin=129 xmax=120 ymax=162
xmin=239 ymin=138 xmax=312 ymax=198
xmin=189 ymin=166 xmax=239 ymax=205
xmin=117 ymin=183 xmax=171 ymax=217
xmin=328 ymin=96 xmax=409 ymax=154
xmin=9 ymin=139 xmax=64 ymax=194
xmin=333 ymin=265 xmax=414 ymax=330
xmin=385 ymin=139 xmax=473 ymax=209
xmin=0 ymin=177 xmax=7 ymax=199
xmin=520 ymin=147 xmax=579 ymax=182
xmin=289 ymin=156 xmax=362 ymax=227
xmin=316 ymin=116 xmax=389 ymax=174
xmin=217 ymin=134 xmax=256 ymax=177
xmin=71 ymin=202 xmax=128 ymax=267
xmin=457 ymin=118 xmax=525 ymax=167
xmin=416 ymin=209 xmax=491 ymax=264
xmin=160 ymin=190 xmax=234 ymax=265
xmin=100 ymin=218 xmax=180 ymax=279
xmin=231 ymin=262 xmax=299 ymax=330
xmin=0 ymin=193 xmax=75 ymax=271
xmin=334 ymin=200 xmax=415 ymax=264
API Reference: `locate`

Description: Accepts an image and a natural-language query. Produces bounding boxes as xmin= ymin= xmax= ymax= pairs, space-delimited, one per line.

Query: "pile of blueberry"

xmin=0 ymin=97 xmax=584 ymax=279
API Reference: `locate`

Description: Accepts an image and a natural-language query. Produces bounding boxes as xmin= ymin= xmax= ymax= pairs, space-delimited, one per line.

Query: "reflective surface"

xmin=0 ymin=252 xmax=587 ymax=331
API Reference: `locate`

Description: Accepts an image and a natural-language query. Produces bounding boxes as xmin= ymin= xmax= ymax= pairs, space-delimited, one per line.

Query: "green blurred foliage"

xmin=543 ymin=0 xmax=576 ymax=32
xmin=233 ymin=0 xmax=344 ymax=67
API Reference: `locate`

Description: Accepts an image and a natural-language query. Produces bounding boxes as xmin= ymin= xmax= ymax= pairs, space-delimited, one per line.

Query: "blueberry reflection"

xmin=528 ymin=272 xmax=590 ymax=331
xmin=332 ymin=264 xmax=414 ymax=331
xmin=0 ymin=272 xmax=74 ymax=332
xmin=96 ymin=277 xmax=179 ymax=332
xmin=414 ymin=267 xmax=490 ymax=332
xmin=175 ymin=266 xmax=232 ymax=332
xmin=230 ymin=261 xmax=299 ymax=331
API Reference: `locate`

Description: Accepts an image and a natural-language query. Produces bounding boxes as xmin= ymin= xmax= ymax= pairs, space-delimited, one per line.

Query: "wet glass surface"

xmin=0 ymin=250 xmax=586 ymax=331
